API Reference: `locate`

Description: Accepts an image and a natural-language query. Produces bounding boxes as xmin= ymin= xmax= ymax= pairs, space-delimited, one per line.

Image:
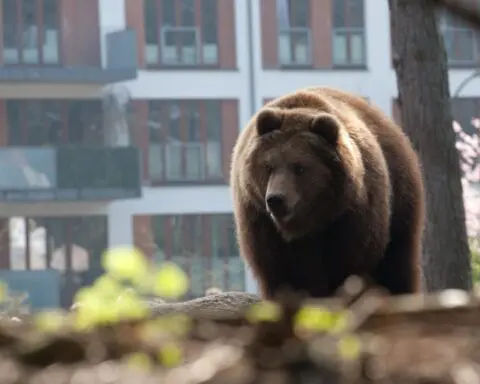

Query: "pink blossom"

xmin=454 ymin=119 xmax=480 ymax=238
xmin=472 ymin=118 xmax=480 ymax=129
xmin=453 ymin=121 xmax=463 ymax=132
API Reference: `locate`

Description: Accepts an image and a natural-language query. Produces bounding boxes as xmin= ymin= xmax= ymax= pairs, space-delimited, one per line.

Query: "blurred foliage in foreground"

xmin=0 ymin=247 xmax=479 ymax=382
xmin=0 ymin=247 xmax=363 ymax=375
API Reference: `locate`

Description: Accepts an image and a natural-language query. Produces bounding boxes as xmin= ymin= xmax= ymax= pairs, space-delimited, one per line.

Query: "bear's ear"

xmin=310 ymin=114 xmax=340 ymax=146
xmin=256 ymin=108 xmax=283 ymax=136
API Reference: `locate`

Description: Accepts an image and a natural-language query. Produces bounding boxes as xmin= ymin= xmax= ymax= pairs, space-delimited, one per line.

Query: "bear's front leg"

xmin=234 ymin=205 xmax=291 ymax=299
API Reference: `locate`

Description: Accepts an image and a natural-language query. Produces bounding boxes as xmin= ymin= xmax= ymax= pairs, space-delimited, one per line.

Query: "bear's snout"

xmin=266 ymin=193 xmax=289 ymax=219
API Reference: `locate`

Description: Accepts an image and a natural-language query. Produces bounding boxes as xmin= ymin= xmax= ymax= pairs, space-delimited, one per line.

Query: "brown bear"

xmin=230 ymin=87 xmax=425 ymax=299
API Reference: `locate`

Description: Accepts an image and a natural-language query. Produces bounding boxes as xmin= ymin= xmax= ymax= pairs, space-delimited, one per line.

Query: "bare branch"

xmin=146 ymin=292 xmax=261 ymax=320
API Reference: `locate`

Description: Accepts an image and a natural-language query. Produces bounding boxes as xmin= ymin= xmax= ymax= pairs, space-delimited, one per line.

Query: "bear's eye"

xmin=293 ymin=163 xmax=305 ymax=176
xmin=265 ymin=164 xmax=274 ymax=173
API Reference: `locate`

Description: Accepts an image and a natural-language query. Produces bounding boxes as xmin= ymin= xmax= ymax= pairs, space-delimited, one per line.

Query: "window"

xmin=276 ymin=0 xmax=311 ymax=66
xmin=7 ymin=100 xmax=104 ymax=146
xmin=147 ymin=214 xmax=243 ymax=298
xmin=7 ymin=215 xmax=107 ymax=308
xmin=144 ymin=0 xmax=218 ymax=66
xmin=2 ymin=0 xmax=60 ymax=65
xmin=147 ymin=100 xmax=223 ymax=183
xmin=439 ymin=10 xmax=479 ymax=66
xmin=332 ymin=0 xmax=366 ymax=67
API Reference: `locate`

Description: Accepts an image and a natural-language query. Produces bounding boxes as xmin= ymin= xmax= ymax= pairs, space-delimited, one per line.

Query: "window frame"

xmin=276 ymin=0 xmax=313 ymax=68
xmin=146 ymin=99 xmax=224 ymax=185
xmin=331 ymin=0 xmax=367 ymax=69
xmin=147 ymin=213 xmax=243 ymax=298
xmin=6 ymin=100 xmax=104 ymax=146
xmin=438 ymin=9 xmax=479 ymax=67
xmin=6 ymin=215 xmax=107 ymax=308
xmin=143 ymin=0 xmax=220 ymax=68
xmin=2 ymin=0 xmax=62 ymax=66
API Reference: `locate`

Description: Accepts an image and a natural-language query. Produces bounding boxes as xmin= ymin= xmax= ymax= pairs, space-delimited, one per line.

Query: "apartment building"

xmin=0 ymin=0 xmax=479 ymax=308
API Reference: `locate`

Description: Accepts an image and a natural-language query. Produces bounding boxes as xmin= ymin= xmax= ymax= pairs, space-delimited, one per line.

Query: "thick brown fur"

xmin=230 ymin=87 xmax=425 ymax=299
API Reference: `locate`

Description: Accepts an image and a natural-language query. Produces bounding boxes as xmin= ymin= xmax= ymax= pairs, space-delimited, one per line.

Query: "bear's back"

xmin=309 ymin=88 xmax=424 ymax=219
xmin=265 ymin=87 xmax=409 ymax=150
xmin=262 ymin=87 xmax=423 ymax=213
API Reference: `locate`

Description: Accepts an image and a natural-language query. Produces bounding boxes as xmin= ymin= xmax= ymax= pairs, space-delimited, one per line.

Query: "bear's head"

xmin=246 ymin=107 xmax=364 ymax=241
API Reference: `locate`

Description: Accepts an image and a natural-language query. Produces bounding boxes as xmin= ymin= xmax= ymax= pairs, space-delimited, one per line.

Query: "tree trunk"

xmin=389 ymin=0 xmax=472 ymax=291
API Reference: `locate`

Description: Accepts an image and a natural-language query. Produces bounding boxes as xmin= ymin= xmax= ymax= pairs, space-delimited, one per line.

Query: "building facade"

xmin=0 ymin=0 xmax=479 ymax=307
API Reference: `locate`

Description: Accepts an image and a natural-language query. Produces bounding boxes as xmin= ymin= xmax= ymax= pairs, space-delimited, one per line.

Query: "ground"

xmin=0 ymin=282 xmax=479 ymax=383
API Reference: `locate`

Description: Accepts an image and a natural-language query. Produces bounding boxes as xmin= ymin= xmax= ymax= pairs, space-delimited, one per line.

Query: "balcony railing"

xmin=148 ymin=141 xmax=223 ymax=183
xmin=332 ymin=27 xmax=366 ymax=67
xmin=0 ymin=28 xmax=138 ymax=83
xmin=145 ymin=26 xmax=218 ymax=66
xmin=278 ymin=27 xmax=312 ymax=66
xmin=0 ymin=146 xmax=141 ymax=202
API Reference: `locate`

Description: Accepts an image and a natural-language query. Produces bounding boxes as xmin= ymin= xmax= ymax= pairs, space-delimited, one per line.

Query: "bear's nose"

xmin=266 ymin=194 xmax=288 ymax=218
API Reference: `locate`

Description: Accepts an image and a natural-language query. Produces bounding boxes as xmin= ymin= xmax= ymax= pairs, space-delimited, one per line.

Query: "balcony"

xmin=0 ymin=146 xmax=142 ymax=202
xmin=0 ymin=29 xmax=138 ymax=84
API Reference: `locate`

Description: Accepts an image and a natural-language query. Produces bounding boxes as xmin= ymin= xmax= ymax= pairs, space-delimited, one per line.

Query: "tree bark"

xmin=389 ymin=0 xmax=472 ymax=291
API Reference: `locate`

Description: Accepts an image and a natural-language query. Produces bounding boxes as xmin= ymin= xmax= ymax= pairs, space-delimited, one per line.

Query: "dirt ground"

xmin=0 ymin=284 xmax=479 ymax=383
